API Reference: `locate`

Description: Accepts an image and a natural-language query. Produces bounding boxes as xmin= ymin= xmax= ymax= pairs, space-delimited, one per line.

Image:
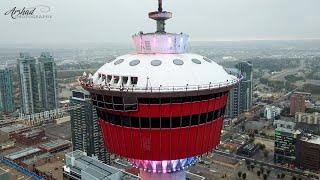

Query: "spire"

xmin=149 ymin=0 xmax=172 ymax=33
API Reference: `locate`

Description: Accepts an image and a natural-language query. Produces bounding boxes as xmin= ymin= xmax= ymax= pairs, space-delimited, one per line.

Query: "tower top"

xmin=148 ymin=0 xmax=172 ymax=33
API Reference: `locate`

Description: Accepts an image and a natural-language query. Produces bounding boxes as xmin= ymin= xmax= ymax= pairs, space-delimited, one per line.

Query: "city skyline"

xmin=0 ymin=0 xmax=320 ymax=44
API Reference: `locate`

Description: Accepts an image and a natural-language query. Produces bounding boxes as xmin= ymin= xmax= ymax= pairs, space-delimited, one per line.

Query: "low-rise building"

xmin=63 ymin=150 xmax=139 ymax=180
xmin=264 ymin=105 xmax=281 ymax=120
xmin=38 ymin=139 xmax=71 ymax=153
xmin=296 ymin=135 xmax=320 ymax=172
xmin=0 ymin=124 xmax=30 ymax=138
xmin=295 ymin=112 xmax=320 ymax=125
xmin=4 ymin=147 xmax=42 ymax=162
xmin=12 ymin=129 xmax=46 ymax=145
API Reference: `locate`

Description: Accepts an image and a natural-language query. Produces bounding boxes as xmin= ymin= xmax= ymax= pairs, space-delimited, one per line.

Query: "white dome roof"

xmin=91 ymin=53 xmax=238 ymax=92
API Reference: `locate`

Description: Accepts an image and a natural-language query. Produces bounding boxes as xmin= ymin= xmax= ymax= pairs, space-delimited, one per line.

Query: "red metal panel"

xmin=188 ymin=126 xmax=198 ymax=157
xmin=151 ymin=129 xmax=161 ymax=160
xmin=179 ymin=127 xmax=189 ymax=158
xmin=160 ymin=104 xmax=171 ymax=117
xmin=181 ymin=103 xmax=192 ymax=116
xmin=122 ymin=127 xmax=134 ymax=158
xmin=161 ymin=129 xmax=171 ymax=160
xmin=170 ymin=128 xmax=181 ymax=159
xmin=131 ymin=128 xmax=142 ymax=159
xmin=140 ymin=129 xmax=152 ymax=160
xmin=196 ymin=124 xmax=206 ymax=155
xmin=171 ymin=104 xmax=181 ymax=116
xmin=202 ymin=121 xmax=212 ymax=153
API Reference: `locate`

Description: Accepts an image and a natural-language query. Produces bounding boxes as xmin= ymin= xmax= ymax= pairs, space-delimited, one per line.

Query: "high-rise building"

xmin=236 ymin=61 xmax=253 ymax=113
xmin=80 ymin=0 xmax=240 ymax=178
xmin=0 ymin=67 xmax=15 ymax=114
xmin=290 ymin=94 xmax=306 ymax=116
xmin=225 ymin=61 xmax=253 ymax=118
xmin=38 ymin=52 xmax=59 ymax=110
xmin=70 ymin=88 xmax=110 ymax=164
xmin=274 ymin=125 xmax=301 ymax=165
xmin=225 ymin=68 xmax=241 ymax=118
xmin=17 ymin=53 xmax=42 ymax=114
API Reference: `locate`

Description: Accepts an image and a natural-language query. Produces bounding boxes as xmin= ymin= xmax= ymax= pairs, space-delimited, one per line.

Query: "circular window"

xmin=129 ymin=59 xmax=140 ymax=66
xmin=151 ymin=60 xmax=162 ymax=66
xmin=173 ymin=59 xmax=184 ymax=65
xmin=203 ymin=57 xmax=212 ymax=63
xmin=114 ymin=59 xmax=124 ymax=65
xmin=192 ymin=58 xmax=201 ymax=64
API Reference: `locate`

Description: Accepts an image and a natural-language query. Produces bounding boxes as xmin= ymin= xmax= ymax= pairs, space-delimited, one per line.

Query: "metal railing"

xmin=79 ymin=77 xmax=240 ymax=93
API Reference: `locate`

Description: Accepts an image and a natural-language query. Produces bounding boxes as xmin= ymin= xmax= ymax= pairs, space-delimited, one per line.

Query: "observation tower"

xmin=80 ymin=0 xmax=240 ymax=179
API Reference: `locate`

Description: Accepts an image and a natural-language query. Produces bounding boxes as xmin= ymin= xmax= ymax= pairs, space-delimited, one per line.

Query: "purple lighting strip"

xmin=129 ymin=157 xmax=198 ymax=173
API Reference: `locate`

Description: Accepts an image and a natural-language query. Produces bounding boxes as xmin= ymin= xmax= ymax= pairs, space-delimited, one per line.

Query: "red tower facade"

xmin=81 ymin=0 xmax=239 ymax=178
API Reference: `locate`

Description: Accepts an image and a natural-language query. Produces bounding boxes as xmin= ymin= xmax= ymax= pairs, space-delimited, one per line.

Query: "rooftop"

xmin=5 ymin=147 xmax=41 ymax=160
xmin=301 ymin=135 xmax=320 ymax=145
xmin=81 ymin=54 xmax=238 ymax=93
xmin=39 ymin=139 xmax=71 ymax=150
xmin=0 ymin=124 xmax=29 ymax=134
xmin=64 ymin=150 xmax=139 ymax=180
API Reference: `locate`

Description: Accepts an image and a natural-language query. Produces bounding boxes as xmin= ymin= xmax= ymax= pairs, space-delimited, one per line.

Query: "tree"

xmin=250 ymin=164 xmax=254 ymax=171
xmin=263 ymin=150 xmax=269 ymax=158
xmin=266 ymin=169 xmax=271 ymax=175
xmin=263 ymin=174 xmax=268 ymax=180
xmin=238 ymin=171 xmax=242 ymax=179
xmin=242 ymin=173 xmax=247 ymax=180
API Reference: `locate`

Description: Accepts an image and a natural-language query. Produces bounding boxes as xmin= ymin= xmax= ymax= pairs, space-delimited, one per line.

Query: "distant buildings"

xmin=296 ymin=135 xmax=320 ymax=171
xmin=18 ymin=53 xmax=42 ymax=114
xmin=226 ymin=61 xmax=253 ymax=118
xmin=264 ymin=105 xmax=281 ymax=120
xmin=236 ymin=61 xmax=253 ymax=113
xmin=70 ymin=88 xmax=110 ymax=164
xmin=274 ymin=124 xmax=301 ymax=165
xmin=17 ymin=52 xmax=59 ymax=114
xmin=63 ymin=150 xmax=139 ymax=180
xmin=290 ymin=94 xmax=306 ymax=116
xmin=225 ymin=68 xmax=241 ymax=118
xmin=295 ymin=112 xmax=320 ymax=125
xmin=0 ymin=67 xmax=15 ymax=114
xmin=38 ymin=52 xmax=59 ymax=111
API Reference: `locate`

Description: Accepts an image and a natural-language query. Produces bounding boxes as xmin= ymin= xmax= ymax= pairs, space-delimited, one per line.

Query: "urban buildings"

xmin=70 ymin=88 xmax=110 ymax=164
xmin=80 ymin=0 xmax=239 ymax=179
xmin=274 ymin=126 xmax=301 ymax=165
xmin=295 ymin=112 xmax=320 ymax=124
xmin=18 ymin=52 xmax=59 ymax=114
xmin=290 ymin=93 xmax=306 ymax=116
xmin=264 ymin=105 xmax=281 ymax=120
xmin=63 ymin=150 xmax=139 ymax=180
xmin=38 ymin=52 xmax=59 ymax=111
xmin=296 ymin=135 xmax=320 ymax=171
xmin=0 ymin=67 xmax=15 ymax=114
xmin=236 ymin=61 xmax=253 ymax=113
xmin=17 ymin=53 xmax=42 ymax=114
xmin=225 ymin=68 xmax=241 ymax=118
xmin=226 ymin=61 xmax=253 ymax=118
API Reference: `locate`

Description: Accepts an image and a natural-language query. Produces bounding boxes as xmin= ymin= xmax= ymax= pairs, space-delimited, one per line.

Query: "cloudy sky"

xmin=0 ymin=0 xmax=319 ymax=45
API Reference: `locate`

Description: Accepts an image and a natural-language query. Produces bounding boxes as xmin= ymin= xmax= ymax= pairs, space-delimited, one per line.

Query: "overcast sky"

xmin=0 ymin=0 xmax=320 ymax=45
